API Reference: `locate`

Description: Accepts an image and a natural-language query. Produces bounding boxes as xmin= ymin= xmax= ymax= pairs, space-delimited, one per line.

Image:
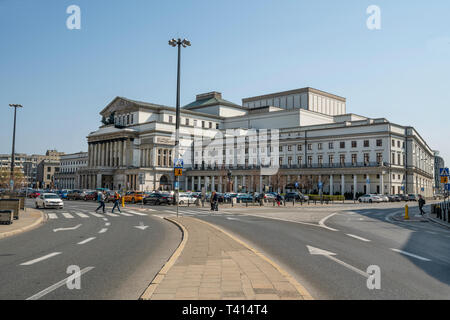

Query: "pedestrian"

xmin=210 ymin=191 xmax=218 ymax=211
xmin=112 ymin=191 xmax=121 ymax=213
xmin=276 ymin=193 xmax=281 ymax=207
xmin=418 ymin=194 xmax=426 ymax=215
xmin=95 ymin=190 xmax=106 ymax=213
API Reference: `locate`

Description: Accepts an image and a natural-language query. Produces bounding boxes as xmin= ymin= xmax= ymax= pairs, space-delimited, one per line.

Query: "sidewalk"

xmin=141 ymin=216 xmax=312 ymax=300
xmin=0 ymin=208 xmax=45 ymax=239
xmin=426 ymin=212 xmax=450 ymax=228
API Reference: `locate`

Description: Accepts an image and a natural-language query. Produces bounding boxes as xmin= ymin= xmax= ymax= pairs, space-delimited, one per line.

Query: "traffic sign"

xmin=295 ymin=182 xmax=299 ymax=189
xmin=174 ymin=168 xmax=182 ymax=176
xmin=445 ymin=184 xmax=450 ymax=191
xmin=174 ymin=181 xmax=179 ymax=190
xmin=318 ymin=181 xmax=323 ymax=189
xmin=440 ymin=168 xmax=449 ymax=176
xmin=174 ymin=158 xmax=184 ymax=169
xmin=441 ymin=176 xmax=449 ymax=184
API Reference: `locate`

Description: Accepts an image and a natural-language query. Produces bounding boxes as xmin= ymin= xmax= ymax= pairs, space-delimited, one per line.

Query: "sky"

xmin=0 ymin=0 xmax=449 ymax=165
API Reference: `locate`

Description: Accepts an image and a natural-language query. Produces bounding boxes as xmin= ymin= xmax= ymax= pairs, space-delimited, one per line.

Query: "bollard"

xmin=293 ymin=199 xmax=295 ymax=207
xmin=122 ymin=196 xmax=125 ymax=208
xmin=404 ymin=204 xmax=409 ymax=220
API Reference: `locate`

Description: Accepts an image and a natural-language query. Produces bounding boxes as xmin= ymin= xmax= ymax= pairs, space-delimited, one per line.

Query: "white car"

xmin=358 ymin=194 xmax=382 ymax=203
xmin=178 ymin=193 xmax=196 ymax=204
xmin=377 ymin=194 xmax=389 ymax=202
xmin=35 ymin=193 xmax=64 ymax=209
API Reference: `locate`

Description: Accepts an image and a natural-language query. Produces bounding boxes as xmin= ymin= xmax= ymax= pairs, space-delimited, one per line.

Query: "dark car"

xmin=83 ymin=191 xmax=97 ymax=201
xmin=396 ymin=194 xmax=408 ymax=201
xmin=284 ymin=192 xmax=303 ymax=201
xmin=67 ymin=190 xmax=83 ymax=200
xmin=143 ymin=193 xmax=172 ymax=205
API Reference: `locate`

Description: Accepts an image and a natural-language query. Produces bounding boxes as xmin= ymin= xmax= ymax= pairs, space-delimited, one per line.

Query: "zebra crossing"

xmin=46 ymin=209 xmax=149 ymax=220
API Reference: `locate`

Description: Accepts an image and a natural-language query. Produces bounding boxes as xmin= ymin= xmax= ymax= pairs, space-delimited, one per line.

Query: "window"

xmin=318 ymin=155 xmax=323 ymax=165
xmin=279 ymin=146 xmax=283 ymax=152
xmin=318 ymin=143 xmax=323 ymax=150
xmin=351 ymin=141 xmax=357 ymax=148
xmin=185 ymin=118 xmax=189 ymax=126
xmin=377 ymin=153 xmax=383 ymax=164
xmin=402 ymin=142 xmax=405 ymax=148
xmin=194 ymin=120 xmax=197 ymax=127
xmin=364 ymin=140 xmax=369 ymax=148
xmin=329 ymin=155 xmax=334 ymax=165
xmin=216 ymin=123 xmax=219 ymax=129
xmin=364 ymin=153 xmax=370 ymax=164
xmin=47 ymin=167 xmax=51 ymax=172
xmin=398 ymin=154 xmax=401 ymax=165
xmin=201 ymin=121 xmax=205 ymax=128
xmin=47 ymin=174 xmax=50 ymax=179
xmin=131 ymin=114 xmax=134 ymax=124
xmin=307 ymin=156 xmax=312 ymax=166
xmin=209 ymin=122 xmax=212 ymax=129
xmin=340 ymin=142 xmax=345 ymax=149
xmin=297 ymin=144 xmax=302 ymax=151
xmin=287 ymin=145 xmax=292 ymax=151
xmin=340 ymin=154 xmax=345 ymax=165
xmin=308 ymin=144 xmax=312 ymax=151
xmin=169 ymin=116 xmax=173 ymax=123
xmin=397 ymin=141 xmax=400 ymax=148
xmin=376 ymin=139 xmax=382 ymax=147
xmin=329 ymin=142 xmax=334 ymax=149
xmin=288 ymin=156 xmax=292 ymax=166
xmin=352 ymin=154 xmax=357 ymax=165
xmin=392 ymin=140 xmax=395 ymax=147
xmin=157 ymin=149 xmax=161 ymax=166
xmin=298 ymin=156 xmax=303 ymax=165
xmin=392 ymin=153 xmax=395 ymax=165
xmin=279 ymin=157 xmax=283 ymax=165
xmin=127 ymin=115 xmax=130 ymax=125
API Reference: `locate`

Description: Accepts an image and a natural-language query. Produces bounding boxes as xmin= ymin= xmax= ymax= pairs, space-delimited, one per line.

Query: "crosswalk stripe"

xmin=75 ymin=212 xmax=89 ymax=218
xmin=62 ymin=212 xmax=74 ymax=219
xmin=146 ymin=208 xmax=155 ymax=212
xmin=126 ymin=211 xmax=147 ymax=216
xmin=105 ymin=213 xmax=119 ymax=217
xmin=47 ymin=213 xmax=58 ymax=219
xmin=90 ymin=212 xmax=104 ymax=218
xmin=118 ymin=212 xmax=133 ymax=217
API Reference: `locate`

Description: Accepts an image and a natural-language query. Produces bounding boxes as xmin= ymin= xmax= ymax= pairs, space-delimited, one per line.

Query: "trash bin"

xmin=0 ymin=210 xmax=13 ymax=225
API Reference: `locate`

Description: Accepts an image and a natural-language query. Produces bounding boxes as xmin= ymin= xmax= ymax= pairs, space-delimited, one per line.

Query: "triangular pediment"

xmin=100 ymin=97 xmax=139 ymax=116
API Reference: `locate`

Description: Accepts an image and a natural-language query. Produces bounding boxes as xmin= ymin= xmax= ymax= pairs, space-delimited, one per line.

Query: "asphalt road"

xmin=154 ymin=202 xmax=450 ymax=300
xmin=0 ymin=199 xmax=181 ymax=300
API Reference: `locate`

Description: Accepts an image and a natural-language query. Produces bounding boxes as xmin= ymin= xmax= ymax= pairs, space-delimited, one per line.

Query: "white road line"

xmin=318 ymin=212 xmax=339 ymax=231
xmin=90 ymin=212 xmax=104 ymax=218
xmin=26 ymin=267 xmax=95 ymax=300
xmin=75 ymin=212 xmax=89 ymax=218
xmin=390 ymin=248 xmax=431 ymax=262
xmin=62 ymin=212 xmax=74 ymax=219
xmin=47 ymin=213 xmax=57 ymax=219
xmin=20 ymin=252 xmax=62 ymax=266
xmin=117 ymin=212 xmax=133 ymax=217
xmin=105 ymin=213 xmax=119 ymax=217
xmin=77 ymin=237 xmax=96 ymax=245
xmin=146 ymin=208 xmax=156 ymax=212
xmin=426 ymin=231 xmax=438 ymax=235
xmin=164 ymin=210 xmax=175 ymax=213
xmin=127 ymin=211 xmax=147 ymax=216
xmin=105 ymin=222 xmax=111 ymax=226
xmin=102 ymin=217 xmax=108 ymax=221
xmin=346 ymin=234 xmax=371 ymax=242
xmin=98 ymin=228 xmax=108 ymax=234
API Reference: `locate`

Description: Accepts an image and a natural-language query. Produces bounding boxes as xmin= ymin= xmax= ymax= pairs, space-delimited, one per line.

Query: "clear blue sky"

xmin=0 ymin=0 xmax=449 ymax=165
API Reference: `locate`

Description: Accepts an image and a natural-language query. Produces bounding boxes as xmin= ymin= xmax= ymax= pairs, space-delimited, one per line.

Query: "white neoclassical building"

xmin=78 ymin=88 xmax=435 ymax=198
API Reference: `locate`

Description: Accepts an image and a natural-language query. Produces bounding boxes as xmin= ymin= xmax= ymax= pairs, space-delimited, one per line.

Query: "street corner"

xmin=0 ymin=207 xmax=46 ymax=239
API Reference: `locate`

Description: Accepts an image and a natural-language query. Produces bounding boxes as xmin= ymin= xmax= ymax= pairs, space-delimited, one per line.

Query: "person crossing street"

xmin=418 ymin=194 xmax=426 ymax=215
xmin=95 ymin=190 xmax=106 ymax=214
xmin=112 ymin=191 xmax=121 ymax=213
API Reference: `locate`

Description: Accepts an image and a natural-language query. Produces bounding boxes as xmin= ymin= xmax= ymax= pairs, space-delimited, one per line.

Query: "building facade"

xmin=36 ymin=160 xmax=60 ymax=189
xmin=79 ymin=88 xmax=435 ymax=198
xmin=54 ymin=152 xmax=88 ymax=189
xmin=434 ymin=151 xmax=445 ymax=194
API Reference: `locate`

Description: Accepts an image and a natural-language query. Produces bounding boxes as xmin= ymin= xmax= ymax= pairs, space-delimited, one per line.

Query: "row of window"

xmin=61 ymin=160 xmax=86 ymax=166
xmin=280 ymin=139 xmax=384 ymax=152
xmin=279 ymin=153 xmax=384 ymax=166
xmin=168 ymin=116 xmax=220 ymax=129
xmin=115 ymin=113 xmax=134 ymax=126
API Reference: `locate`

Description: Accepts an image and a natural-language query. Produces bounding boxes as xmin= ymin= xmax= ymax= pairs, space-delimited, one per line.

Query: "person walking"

xmin=418 ymin=194 xmax=426 ymax=215
xmin=210 ymin=191 xmax=218 ymax=211
xmin=95 ymin=190 xmax=106 ymax=213
xmin=112 ymin=191 xmax=121 ymax=213
xmin=276 ymin=193 xmax=282 ymax=207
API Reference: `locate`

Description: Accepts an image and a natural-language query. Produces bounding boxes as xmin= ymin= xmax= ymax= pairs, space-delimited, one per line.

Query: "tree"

xmin=0 ymin=167 xmax=27 ymax=190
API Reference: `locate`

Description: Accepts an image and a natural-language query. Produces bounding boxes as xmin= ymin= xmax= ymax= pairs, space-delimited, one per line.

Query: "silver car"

xmin=35 ymin=193 xmax=64 ymax=209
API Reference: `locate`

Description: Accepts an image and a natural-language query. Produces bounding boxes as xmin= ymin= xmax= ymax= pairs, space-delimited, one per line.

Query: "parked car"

xmin=67 ymin=189 xmax=83 ymax=200
xmin=377 ymin=194 xmax=390 ymax=202
xmin=236 ymin=193 xmax=253 ymax=203
xmin=29 ymin=191 xmax=41 ymax=198
xmin=407 ymin=194 xmax=418 ymax=201
xmin=396 ymin=194 xmax=409 ymax=201
xmin=358 ymin=194 xmax=382 ymax=203
xmin=285 ymin=192 xmax=308 ymax=201
xmin=83 ymin=191 xmax=98 ymax=201
xmin=387 ymin=194 xmax=400 ymax=202
xmin=35 ymin=193 xmax=64 ymax=209
xmin=178 ymin=193 xmax=197 ymax=205
xmin=123 ymin=191 xmax=146 ymax=203
xmin=143 ymin=193 xmax=172 ymax=205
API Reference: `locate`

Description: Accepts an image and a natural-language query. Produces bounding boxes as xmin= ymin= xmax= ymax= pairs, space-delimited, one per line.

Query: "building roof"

xmin=242 ymin=87 xmax=346 ymax=104
xmin=183 ymin=92 xmax=244 ymax=110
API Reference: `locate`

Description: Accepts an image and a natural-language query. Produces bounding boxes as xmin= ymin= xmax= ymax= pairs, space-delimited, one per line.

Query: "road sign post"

xmin=174 ymin=158 xmax=184 ymax=217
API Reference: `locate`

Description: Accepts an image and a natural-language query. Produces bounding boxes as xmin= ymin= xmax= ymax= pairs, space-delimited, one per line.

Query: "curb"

xmin=0 ymin=209 xmax=46 ymax=240
xmin=139 ymin=217 xmax=189 ymax=300
xmin=425 ymin=214 xmax=450 ymax=229
xmin=194 ymin=218 xmax=314 ymax=300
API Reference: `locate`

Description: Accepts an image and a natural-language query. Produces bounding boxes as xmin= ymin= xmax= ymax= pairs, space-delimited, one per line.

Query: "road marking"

xmin=77 ymin=237 xmax=96 ymax=245
xmin=226 ymin=217 xmax=242 ymax=221
xmin=164 ymin=210 xmax=174 ymax=213
xmin=62 ymin=212 xmax=74 ymax=219
xmin=98 ymin=228 xmax=108 ymax=234
xmin=26 ymin=267 xmax=95 ymax=300
xmin=90 ymin=212 xmax=104 ymax=218
xmin=75 ymin=212 xmax=89 ymax=218
xmin=318 ymin=213 xmax=339 ymax=231
xmin=20 ymin=252 xmax=62 ymax=266
xmin=127 ymin=210 xmax=147 ymax=216
xmin=47 ymin=213 xmax=57 ymax=219
xmin=390 ymin=248 xmax=431 ymax=262
xmin=134 ymin=222 xmax=149 ymax=230
xmin=105 ymin=222 xmax=111 ymax=226
xmin=117 ymin=212 xmax=133 ymax=217
xmin=306 ymin=245 xmax=368 ymax=278
xmin=53 ymin=224 xmax=82 ymax=232
xmin=102 ymin=217 xmax=108 ymax=221
xmin=146 ymin=208 xmax=156 ymax=212
xmin=346 ymin=234 xmax=371 ymax=242
xmin=105 ymin=213 xmax=119 ymax=217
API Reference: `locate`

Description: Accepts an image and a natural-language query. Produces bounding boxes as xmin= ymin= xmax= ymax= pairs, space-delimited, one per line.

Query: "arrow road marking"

xmin=390 ymin=248 xmax=431 ymax=262
xmin=20 ymin=252 xmax=62 ymax=266
xmin=26 ymin=267 xmax=95 ymax=300
xmin=53 ymin=224 xmax=82 ymax=232
xmin=307 ymin=245 xmax=369 ymax=278
xmin=98 ymin=228 xmax=108 ymax=234
xmin=134 ymin=222 xmax=149 ymax=230
xmin=318 ymin=213 xmax=339 ymax=231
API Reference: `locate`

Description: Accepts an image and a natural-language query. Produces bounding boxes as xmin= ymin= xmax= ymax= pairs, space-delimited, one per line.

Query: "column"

xmin=259 ymin=175 xmax=263 ymax=193
xmin=341 ymin=174 xmax=345 ymax=196
xmin=234 ymin=176 xmax=238 ymax=192
xmin=95 ymin=143 xmax=99 ymax=167
xmin=219 ymin=176 xmax=223 ymax=193
xmin=185 ymin=177 xmax=188 ymax=191
xmin=123 ymin=140 xmax=127 ymax=167
xmin=242 ymin=175 xmax=246 ymax=192
xmin=88 ymin=144 xmax=92 ymax=167
xmin=251 ymin=175 xmax=254 ymax=192
xmin=108 ymin=141 xmax=112 ymax=167
xmin=330 ymin=175 xmax=334 ymax=195
xmin=192 ymin=176 xmax=195 ymax=191
xmin=205 ymin=176 xmax=209 ymax=192
xmin=198 ymin=176 xmax=201 ymax=190
xmin=212 ymin=176 xmax=215 ymax=191
xmin=353 ymin=174 xmax=357 ymax=200
xmin=380 ymin=172 xmax=384 ymax=195
xmin=366 ymin=175 xmax=370 ymax=194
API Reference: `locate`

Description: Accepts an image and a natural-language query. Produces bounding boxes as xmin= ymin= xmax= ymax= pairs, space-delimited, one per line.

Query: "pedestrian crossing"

xmin=46 ymin=209 xmax=149 ymax=220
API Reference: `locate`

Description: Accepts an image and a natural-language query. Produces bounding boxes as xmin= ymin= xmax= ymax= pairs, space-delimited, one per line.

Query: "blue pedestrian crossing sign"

xmin=440 ymin=168 xmax=449 ymax=176
xmin=174 ymin=158 xmax=184 ymax=169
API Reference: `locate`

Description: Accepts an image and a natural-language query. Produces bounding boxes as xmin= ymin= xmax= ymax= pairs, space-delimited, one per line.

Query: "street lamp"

xmin=169 ymin=38 xmax=191 ymax=217
xmin=9 ymin=104 xmax=23 ymax=192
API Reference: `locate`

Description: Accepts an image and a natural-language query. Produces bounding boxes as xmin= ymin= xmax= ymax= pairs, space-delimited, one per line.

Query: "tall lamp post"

xmin=9 ymin=104 xmax=23 ymax=192
xmin=169 ymin=38 xmax=191 ymax=217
